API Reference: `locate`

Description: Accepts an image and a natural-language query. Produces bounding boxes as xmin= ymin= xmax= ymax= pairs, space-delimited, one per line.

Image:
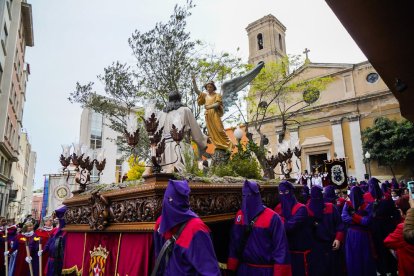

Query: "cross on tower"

xmin=303 ymin=48 xmax=310 ymax=60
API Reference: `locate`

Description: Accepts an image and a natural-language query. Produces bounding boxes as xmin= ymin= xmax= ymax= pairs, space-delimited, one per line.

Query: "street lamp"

xmin=365 ymin=151 xmax=371 ymax=178
xmin=233 ymin=126 xmax=244 ymax=143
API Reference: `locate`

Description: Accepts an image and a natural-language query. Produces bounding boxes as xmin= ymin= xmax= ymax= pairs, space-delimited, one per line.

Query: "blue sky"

xmin=24 ymin=0 xmax=365 ymax=188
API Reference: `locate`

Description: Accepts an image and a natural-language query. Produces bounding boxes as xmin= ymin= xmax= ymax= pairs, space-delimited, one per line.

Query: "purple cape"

xmin=278 ymin=181 xmax=297 ymax=219
xmin=159 ymin=180 xmax=197 ymax=234
xmin=309 ymin=186 xmax=324 ymax=219
xmin=242 ymin=180 xmax=265 ymax=222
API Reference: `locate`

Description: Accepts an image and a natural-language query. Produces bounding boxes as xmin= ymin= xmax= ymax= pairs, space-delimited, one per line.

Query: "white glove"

xmin=3 ymin=251 xmax=8 ymax=257
xmin=25 ymin=256 xmax=32 ymax=264
xmin=37 ymin=250 xmax=43 ymax=257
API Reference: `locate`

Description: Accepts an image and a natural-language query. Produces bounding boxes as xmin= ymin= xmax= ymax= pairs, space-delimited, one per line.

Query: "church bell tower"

xmin=246 ymin=14 xmax=287 ymax=65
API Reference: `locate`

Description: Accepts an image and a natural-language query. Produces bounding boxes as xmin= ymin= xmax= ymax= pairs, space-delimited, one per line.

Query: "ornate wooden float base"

xmin=63 ymin=174 xmax=302 ymax=232
xmin=61 ymin=175 xmax=303 ymax=275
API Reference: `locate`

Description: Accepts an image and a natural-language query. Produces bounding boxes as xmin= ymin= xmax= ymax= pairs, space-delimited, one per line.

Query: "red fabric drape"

xmin=116 ymin=233 xmax=154 ymax=276
xmin=81 ymin=233 xmax=121 ymax=276
xmin=62 ymin=232 xmax=86 ymax=275
xmin=63 ymin=232 xmax=154 ymax=276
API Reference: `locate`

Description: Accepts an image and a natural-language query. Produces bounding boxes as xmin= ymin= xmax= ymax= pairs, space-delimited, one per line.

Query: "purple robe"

xmin=44 ymin=229 xmax=66 ymax=276
xmin=153 ymin=180 xmax=220 ymax=275
xmin=307 ymin=186 xmax=345 ymax=276
xmin=275 ymin=181 xmax=312 ymax=276
xmin=154 ymin=217 xmax=220 ymax=275
xmin=227 ymin=180 xmax=291 ymax=276
xmin=342 ymin=186 xmax=376 ymax=276
xmin=43 ymin=205 xmax=67 ymax=276
xmin=300 ymin=185 xmax=310 ymax=204
xmin=368 ymin=178 xmax=399 ymax=275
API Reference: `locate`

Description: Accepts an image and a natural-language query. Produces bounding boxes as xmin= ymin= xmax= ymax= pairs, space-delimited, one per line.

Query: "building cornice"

xmin=246 ymin=14 xmax=287 ymax=32
xmin=252 ymin=89 xmax=393 ymax=126
xmin=330 ymin=118 xmax=344 ymax=125
xmin=347 ymin=114 xmax=361 ymax=122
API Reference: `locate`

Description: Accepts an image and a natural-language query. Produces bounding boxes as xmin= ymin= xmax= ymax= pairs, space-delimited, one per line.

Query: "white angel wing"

xmin=221 ymin=61 xmax=265 ymax=112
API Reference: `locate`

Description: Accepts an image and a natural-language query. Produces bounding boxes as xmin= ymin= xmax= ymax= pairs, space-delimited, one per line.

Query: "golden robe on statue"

xmin=197 ymin=92 xmax=232 ymax=150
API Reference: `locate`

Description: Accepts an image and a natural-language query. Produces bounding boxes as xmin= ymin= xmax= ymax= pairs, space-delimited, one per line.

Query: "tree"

xmin=69 ymin=1 xmax=246 ymax=162
xmin=128 ymin=0 xmax=246 ymax=120
xmin=362 ymin=117 xmax=414 ymax=178
xmin=238 ymin=57 xmax=332 ymax=179
xmin=126 ymin=156 xmax=146 ymax=181
xmin=68 ymin=62 xmax=150 ymax=160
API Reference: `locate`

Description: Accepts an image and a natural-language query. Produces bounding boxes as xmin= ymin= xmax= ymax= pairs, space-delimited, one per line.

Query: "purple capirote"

xmin=278 ymin=181 xmax=297 ymax=220
xmin=159 ymin=179 xmax=197 ymax=234
xmin=349 ymin=186 xmax=364 ymax=210
xmin=323 ymin=185 xmax=337 ymax=204
xmin=368 ymin=177 xmax=383 ymax=200
xmin=309 ymin=186 xmax=324 ymax=220
xmin=242 ymin=180 xmax=265 ymax=222
xmin=55 ymin=205 xmax=67 ymax=228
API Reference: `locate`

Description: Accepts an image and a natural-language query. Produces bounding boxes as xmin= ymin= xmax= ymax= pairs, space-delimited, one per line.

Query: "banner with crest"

xmin=62 ymin=232 xmax=153 ymax=276
xmin=324 ymin=158 xmax=348 ymax=189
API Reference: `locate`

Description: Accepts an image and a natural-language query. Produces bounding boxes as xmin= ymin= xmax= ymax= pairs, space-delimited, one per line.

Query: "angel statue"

xmin=192 ymin=61 xmax=265 ymax=153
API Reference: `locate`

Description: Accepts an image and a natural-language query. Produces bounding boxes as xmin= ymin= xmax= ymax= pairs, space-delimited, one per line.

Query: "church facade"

xmin=244 ymin=14 xmax=410 ymax=181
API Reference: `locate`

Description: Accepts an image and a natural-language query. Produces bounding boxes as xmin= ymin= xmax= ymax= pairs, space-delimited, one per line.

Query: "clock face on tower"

xmin=366 ymin=72 xmax=379 ymax=83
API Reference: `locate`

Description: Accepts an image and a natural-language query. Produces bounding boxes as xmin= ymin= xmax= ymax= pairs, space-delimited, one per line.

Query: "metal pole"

xmin=368 ymin=159 xmax=371 ymax=178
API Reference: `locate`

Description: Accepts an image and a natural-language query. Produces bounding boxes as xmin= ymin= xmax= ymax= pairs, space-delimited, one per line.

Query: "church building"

xmin=244 ymin=14 xmax=410 ymax=181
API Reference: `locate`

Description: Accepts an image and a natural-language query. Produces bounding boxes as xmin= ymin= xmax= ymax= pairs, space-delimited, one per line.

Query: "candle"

xmin=21 ymin=238 xmax=34 ymax=276
xmin=34 ymin=237 xmax=42 ymax=276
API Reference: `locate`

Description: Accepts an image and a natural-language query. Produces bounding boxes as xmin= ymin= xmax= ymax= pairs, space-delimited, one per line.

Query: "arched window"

xmin=279 ymin=34 xmax=283 ymax=51
xmin=257 ymin=33 xmax=264 ymax=50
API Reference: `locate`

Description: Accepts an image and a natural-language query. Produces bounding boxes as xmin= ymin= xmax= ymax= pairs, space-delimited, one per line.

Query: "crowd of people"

xmin=0 ymin=206 xmax=67 ymax=276
xmin=154 ymin=177 xmax=414 ymax=276
xmin=1 ymin=175 xmax=413 ymax=275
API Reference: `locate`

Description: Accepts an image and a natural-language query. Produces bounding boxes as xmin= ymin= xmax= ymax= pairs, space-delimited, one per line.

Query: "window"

xmin=1 ymin=24 xmax=8 ymax=55
xmin=6 ymin=1 xmax=12 ymax=20
xmin=9 ymin=83 xmax=14 ymax=103
xmin=0 ymin=63 xmax=3 ymax=86
xmin=5 ymin=116 xmax=10 ymax=138
xmin=279 ymin=34 xmax=283 ymax=51
xmin=116 ymin=136 xmax=123 ymax=154
xmin=366 ymin=72 xmax=379 ymax=84
xmin=257 ymin=33 xmax=264 ymax=50
xmin=90 ymin=112 xmax=103 ymax=149
xmin=0 ymin=156 xmax=3 ymax=174
xmin=115 ymin=159 xmax=123 ymax=183
xmin=15 ymin=100 xmax=19 ymax=117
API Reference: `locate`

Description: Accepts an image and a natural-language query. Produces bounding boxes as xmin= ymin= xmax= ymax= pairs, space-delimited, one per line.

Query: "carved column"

xmin=348 ymin=115 xmax=366 ymax=180
xmin=330 ymin=118 xmax=345 ymax=158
